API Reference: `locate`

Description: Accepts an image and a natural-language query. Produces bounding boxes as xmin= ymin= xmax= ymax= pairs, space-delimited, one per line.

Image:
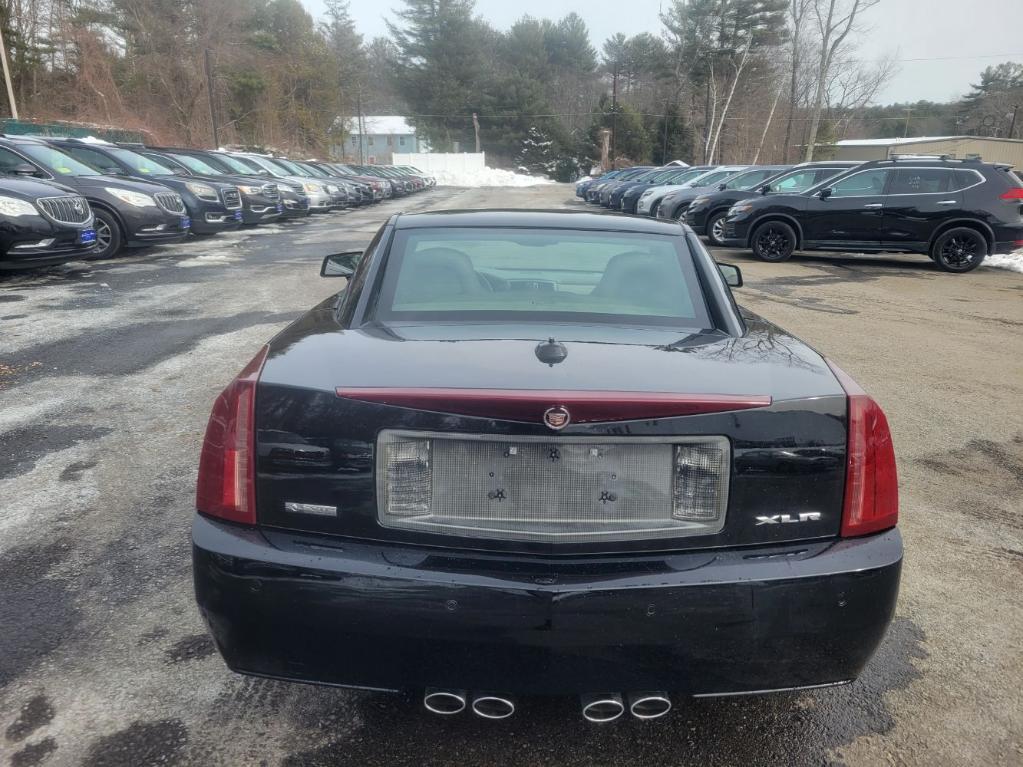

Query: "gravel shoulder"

xmin=1 ymin=184 xmax=1020 ymax=766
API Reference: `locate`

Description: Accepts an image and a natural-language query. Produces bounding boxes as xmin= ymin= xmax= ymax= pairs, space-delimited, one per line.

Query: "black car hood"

xmin=61 ymin=173 xmax=177 ymax=195
xmin=260 ymin=303 xmax=842 ymax=402
xmin=192 ymin=172 xmax=280 ymax=188
xmin=0 ymin=176 xmax=78 ymax=198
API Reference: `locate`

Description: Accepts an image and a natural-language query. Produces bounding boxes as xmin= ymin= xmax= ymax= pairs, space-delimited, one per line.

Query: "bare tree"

xmin=803 ymin=0 xmax=880 ymax=161
xmin=782 ymin=0 xmax=812 ymax=162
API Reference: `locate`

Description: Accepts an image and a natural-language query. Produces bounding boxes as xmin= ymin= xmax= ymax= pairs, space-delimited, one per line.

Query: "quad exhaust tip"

xmin=628 ymin=692 xmax=672 ymax=720
xmin=471 ymin=693 xmax=516 ymax=720
xmin=423 ymin=688 xmax=467 ymax=715
xmin=580 ymin=693 xmax=625 ymax=723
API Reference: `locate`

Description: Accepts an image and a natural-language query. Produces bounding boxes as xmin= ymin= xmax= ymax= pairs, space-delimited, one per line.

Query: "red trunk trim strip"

xmin=335 ymin=387 xmax=772 ymax=424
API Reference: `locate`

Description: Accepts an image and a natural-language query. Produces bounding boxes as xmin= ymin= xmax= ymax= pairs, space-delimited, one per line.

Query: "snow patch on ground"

xmin=174 ymin=253 xmax=242 ymax=268
xmin=984 ymin=250 xmax=1023 ymax=274
xmin=433 ymin=167 xmax=553 ymax=187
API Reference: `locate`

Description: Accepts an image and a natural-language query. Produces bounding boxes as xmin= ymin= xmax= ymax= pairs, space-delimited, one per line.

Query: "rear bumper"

xmin=193 ymin=516 xmax=902 ymax=697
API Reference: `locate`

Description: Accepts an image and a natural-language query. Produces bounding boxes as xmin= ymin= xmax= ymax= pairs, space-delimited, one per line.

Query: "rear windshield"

xmin=374 ymin=228 xmax=710 ymax=328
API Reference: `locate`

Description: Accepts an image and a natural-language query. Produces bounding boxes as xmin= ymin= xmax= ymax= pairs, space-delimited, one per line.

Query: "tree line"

xmin=1 ymin=0 xmax=1020 ymax=178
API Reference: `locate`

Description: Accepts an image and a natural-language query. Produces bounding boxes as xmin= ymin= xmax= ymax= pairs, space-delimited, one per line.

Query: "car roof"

xmin=392 ymin=209 xmax=685 ymax=234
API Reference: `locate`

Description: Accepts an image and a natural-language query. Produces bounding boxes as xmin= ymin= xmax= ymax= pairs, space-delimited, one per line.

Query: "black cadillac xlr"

xmin=193 ymin=210 xmax=901 ymax=722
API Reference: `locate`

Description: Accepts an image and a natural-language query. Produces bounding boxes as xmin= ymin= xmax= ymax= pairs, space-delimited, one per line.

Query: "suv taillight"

xmin=826 ymin=359 xmax=899 ymax=537
xmin=999 ymin=188 xmax=1023 ymax=200
xmin=196 ymin=346 xmax=268 ymax=525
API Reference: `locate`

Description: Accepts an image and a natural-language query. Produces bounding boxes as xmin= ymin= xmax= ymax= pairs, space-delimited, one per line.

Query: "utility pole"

xmin=610 ymin=63 xmax=619 ymax=167
xmin=661 ymin=100 xmax=671 ymax=162
xmin=1010 ymin=105 xmax=1019 ymax=140
xmin=472 ymin=112 xmax=481 ymax=153
xmin=204 ymin=49 xmax=220 ymax=148
xmin=356 ymin=89 xmax=365 ymax=164
xmin=0 ymin=25 xmax=18 ymax=120
xmin=902 ymin=107 xmax=913 ymax=138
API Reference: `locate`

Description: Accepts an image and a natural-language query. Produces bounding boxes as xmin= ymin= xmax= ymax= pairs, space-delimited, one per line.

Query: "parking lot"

xmin=1 ymin=183 xmax=1021 ymax=766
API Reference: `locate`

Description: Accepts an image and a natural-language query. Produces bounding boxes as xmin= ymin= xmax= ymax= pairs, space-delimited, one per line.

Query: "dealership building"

xmin=820 ymin=135 xmax=1023 ymax=166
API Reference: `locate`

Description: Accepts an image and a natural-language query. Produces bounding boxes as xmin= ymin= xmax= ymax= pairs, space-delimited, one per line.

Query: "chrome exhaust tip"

xmin=423 ymin=688 xmax=467 ymax=715
xmin=628 ymin=692 xmax=672 ymax=720
xmin=470 ymin=693 xmax=516 ymax=720
xmin=580 ymin=693 xmax=625 ymax=723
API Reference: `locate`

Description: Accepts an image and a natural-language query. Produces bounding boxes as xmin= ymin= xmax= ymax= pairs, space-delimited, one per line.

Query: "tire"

xmin=930 ymin=227 xmax=987 ymax=273
xmin=92 ymin=208 xmax=124 ymax=260
xmin=706 ymin=210 xmax=728 ymax=246
xmin=750 ymin=220 xmax=797 ymax=262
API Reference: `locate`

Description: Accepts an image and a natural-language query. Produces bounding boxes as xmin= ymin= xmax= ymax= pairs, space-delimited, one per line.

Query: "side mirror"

xmin=818 ymin=187 xmax=833 ymax=200
xmin=12 ymin=162 xmax=39 ymax=176
xmin=717 ymin=262 xmax=743 ymax=288
xmin=320 ymin=250 xmax=363 ymax=277
xmin=759 ymin=184 xmax=771 ymax=195
xmin=717 ymin=183 xmax=727 ymax=191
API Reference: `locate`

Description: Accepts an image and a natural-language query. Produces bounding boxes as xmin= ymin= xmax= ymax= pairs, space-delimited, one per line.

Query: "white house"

xmin=334 ymin=116 xmax=425 ymax=164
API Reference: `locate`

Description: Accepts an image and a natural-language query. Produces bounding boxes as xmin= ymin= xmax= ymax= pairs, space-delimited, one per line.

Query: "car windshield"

xmin=668 ymin=169 xmax=709 ymax=186
xmin=167 ymin=153 xmax=222 ymax=175
xmin=18 ymin=144 xmax=102 ymax=176
xmin=215 ymin=153 xmax=261 ymax=174
xmin=723 ymin=168 xmax=780 ymax=190
xmin=106 ymin=147 xmax=175 ymax=175
xmin=297 ymin=162 xmax=327 ymax=177
xmin=239 ymin=155 xmax=286 ymax=176
xmin=375 ymin=228 xmax=711 ymax=328
xmin=768 ymin=167 xmax=838 ymax=193
xmin=686 ymin=169 xmax=738 ymax=187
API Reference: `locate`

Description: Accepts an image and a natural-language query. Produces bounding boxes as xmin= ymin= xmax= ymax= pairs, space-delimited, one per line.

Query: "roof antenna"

xmin=535 ymin=337 xmax=568 ymax=366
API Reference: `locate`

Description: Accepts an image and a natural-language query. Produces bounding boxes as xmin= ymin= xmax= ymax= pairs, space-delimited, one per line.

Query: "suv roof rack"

xmin=888 ymin=153 xmax=958 ymax=161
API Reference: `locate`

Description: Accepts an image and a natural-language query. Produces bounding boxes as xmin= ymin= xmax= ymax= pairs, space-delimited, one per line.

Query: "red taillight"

xmin=999 ymin=188 xmax=1023 ymax=200
xmin=196 ymin=346 xmax=268 ymax=525
xmin=826 ymin=359 xmax=899 ymax=537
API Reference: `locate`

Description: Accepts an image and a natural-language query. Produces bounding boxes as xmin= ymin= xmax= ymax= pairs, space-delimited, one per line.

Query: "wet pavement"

xmin=1 ymin=185 xmax=1021 ymax=766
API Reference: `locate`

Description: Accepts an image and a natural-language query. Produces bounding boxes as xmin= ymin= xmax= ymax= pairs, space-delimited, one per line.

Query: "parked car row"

xmin=0 ymin=134 xmax=435 ymax=270
xmin=577 ymin=156 xmax=1023 ymax=273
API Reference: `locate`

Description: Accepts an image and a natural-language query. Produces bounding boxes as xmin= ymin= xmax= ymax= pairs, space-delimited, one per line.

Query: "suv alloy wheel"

xmin=751 ymin=221 xmax=797 ymax=262
xmin=931 ymin=227 xmax=987 ymax=273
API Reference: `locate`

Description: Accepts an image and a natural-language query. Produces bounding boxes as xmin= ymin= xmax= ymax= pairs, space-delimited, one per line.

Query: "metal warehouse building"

xmin=821 ymin=136 xmax=1023 ymax=166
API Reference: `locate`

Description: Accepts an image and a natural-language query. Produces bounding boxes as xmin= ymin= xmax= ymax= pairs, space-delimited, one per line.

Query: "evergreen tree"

xmin=387 ymin=0 xmax=496 ymax=151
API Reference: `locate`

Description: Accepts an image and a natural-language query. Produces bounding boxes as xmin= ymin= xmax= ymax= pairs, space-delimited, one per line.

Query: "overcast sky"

xmin=302 ymin=0 xmax=1023 ymax=105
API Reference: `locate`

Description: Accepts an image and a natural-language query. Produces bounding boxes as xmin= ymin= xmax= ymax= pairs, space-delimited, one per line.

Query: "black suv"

xmin=48 ymin=139 xmax=243 ymax=235
xmin=142 ymin=148 xmax=286 ymax=224
xmin=0 ymin=176 xmax=97 ymax=269
xmin=684 ymin=162 xmax=859 ymax=245
xmin=0 ymin=136 xmax=189 ymax=259
xmin=722 ymin=157 xmax=1023 ymax=272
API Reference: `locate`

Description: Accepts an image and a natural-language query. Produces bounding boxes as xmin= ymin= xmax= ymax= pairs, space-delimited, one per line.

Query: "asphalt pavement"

xmin=1 ymin=185 xmax=1021 ymax=766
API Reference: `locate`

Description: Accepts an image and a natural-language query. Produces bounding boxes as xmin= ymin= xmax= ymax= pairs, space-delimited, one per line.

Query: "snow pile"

xmin=985 ymin=250 xmax=1023 ymax=273
xmin=432 ymin=166 xmax=554 ymax=187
